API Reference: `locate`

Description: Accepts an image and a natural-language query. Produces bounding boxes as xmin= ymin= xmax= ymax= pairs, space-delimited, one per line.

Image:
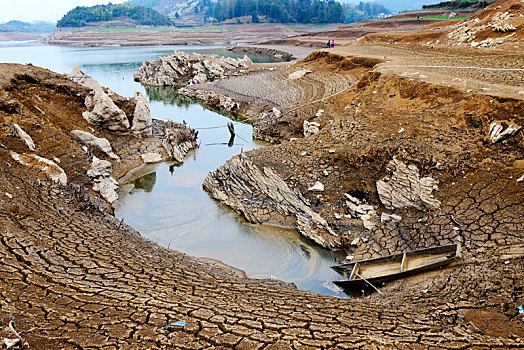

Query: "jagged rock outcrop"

xmin=134 ymin=50 xmax=252 ymax=86
xmin=203 ymin=154 xmax=341 ymax=249
xmin=10 ymin=123 xmax=35 ymax=151
xmin=489 ymin=121 xmax=521 ymax=143
xmin=68 ymin=65 xmax=103 ymax=92
xmin=303 ymin=120 xmax=320 ymax=137
xmin=130 ymin=91 xmax=152 ymax=135
xmin=376 ymin=157 xmax=441 ymax=210
xmin=83 ymin=90 xmax=130 ymax=131
xmin=162 ymin=122 xmax=199 ymax=163
xmin=178 ymin=87 xmax=240 ymax=112
xmin=87 ymin=156 xmax=118 ymax=203
xmin=71 ymin=130 xmax=119 ymax=159
xmin=10 ymin=151 xmax=67 ymax=186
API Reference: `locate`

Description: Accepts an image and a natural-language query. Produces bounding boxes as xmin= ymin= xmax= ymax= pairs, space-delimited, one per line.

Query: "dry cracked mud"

xmin=1 ymin=5 xmax=524 ymax=348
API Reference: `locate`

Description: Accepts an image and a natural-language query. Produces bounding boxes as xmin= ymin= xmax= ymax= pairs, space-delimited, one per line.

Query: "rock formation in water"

xmin=203 ymin=154 xmax=342 ymax=249
xmin=134 ymin=50 xmax=252 ymax=86
xmin=177 ymin=87 xmax=240 ymax=112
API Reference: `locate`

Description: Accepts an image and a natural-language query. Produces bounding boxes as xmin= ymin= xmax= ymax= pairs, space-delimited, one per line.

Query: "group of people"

xmin=326 ymin=39 xmax=335 ymax=48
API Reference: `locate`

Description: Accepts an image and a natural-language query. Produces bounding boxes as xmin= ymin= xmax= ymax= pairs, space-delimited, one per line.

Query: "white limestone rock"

xmin=68 ymin=65 xmax=103 ymax=92
xmin=10 ymin=152 xmax=67 ymax=186
xmin=130 ymin=91 xmax=152 ymax=135
xmin=83 ymin=90 xmax=130 ymax=131
xmin=308 ymin=181 xmax=324 ymax=192
xmin=141 ymin=152 xmax=163 ymax=163
xmin=289 ymin=69 xmax=311 ymax=80
xmin=303 ymin=120 xmax=320 ymax=137
xmin=87 ymin=156 xmax=118 ymax=203
xmin=376 ymin=157 xmax=441 ymax=210
xmin=489 ymin=121 xmax=521 ymax=143
xmin=71 ymin=130 xmax=119 ymax=159
xmin=10 ymin=123 xmax=35 ymax=151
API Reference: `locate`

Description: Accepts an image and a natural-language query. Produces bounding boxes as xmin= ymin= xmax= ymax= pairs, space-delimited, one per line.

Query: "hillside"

xmin=56 ymin=4 xmax=174 ymax=28
xmin=126 ymin=0 xmax=210 ymax=25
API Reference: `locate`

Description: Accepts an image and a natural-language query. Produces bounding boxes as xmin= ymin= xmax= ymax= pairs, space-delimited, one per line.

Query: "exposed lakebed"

xmin=1 ymin=41 xmax=344 ymax=296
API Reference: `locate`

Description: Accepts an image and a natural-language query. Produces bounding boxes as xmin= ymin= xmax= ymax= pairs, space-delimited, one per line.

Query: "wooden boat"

xmin=331 ymin=244 xmax=460 ymax=290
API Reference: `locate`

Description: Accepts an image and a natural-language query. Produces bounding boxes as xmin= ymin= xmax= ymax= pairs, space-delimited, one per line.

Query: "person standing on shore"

xmin=331 ymin=40 xmax=335 ymax=48
xmin=326 ymin=40 xmax=331 ymax=49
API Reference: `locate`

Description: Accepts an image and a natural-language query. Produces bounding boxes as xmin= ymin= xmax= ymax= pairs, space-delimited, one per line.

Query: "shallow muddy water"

xmin=0 ymin=41 xmax=345 ymax=296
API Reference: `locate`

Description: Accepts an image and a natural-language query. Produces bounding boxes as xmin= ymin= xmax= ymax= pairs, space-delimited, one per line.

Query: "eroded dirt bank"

xmin=0 ymin=61 xmax=523 ymax=348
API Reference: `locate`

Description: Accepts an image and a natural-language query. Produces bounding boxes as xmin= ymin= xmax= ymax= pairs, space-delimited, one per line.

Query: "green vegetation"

xmin=57 ymin=4 xmax=174 ymax=27
xmin=343 ymin=2 xmax=390 ymax=24
xmin=208 ymin=0 xmax=345 ymax=24
xmin=423 ymin=0 xmax=495 ymax=9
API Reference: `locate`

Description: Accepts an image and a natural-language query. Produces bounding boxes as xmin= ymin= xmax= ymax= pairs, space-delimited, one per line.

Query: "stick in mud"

xmin=355 ymin=272 xmax=383 ymax=295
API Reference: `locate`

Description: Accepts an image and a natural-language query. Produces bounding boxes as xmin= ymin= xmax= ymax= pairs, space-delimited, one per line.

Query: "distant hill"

xmin=0 ymin=20 xmax=56 ymax=33
xmin=340 ymin=0 xmax=441 ymax=12
xmin=126 ymin=0 xmax=211 ymax=25
xmin=57 ymin=4 xmax=174 ymax=28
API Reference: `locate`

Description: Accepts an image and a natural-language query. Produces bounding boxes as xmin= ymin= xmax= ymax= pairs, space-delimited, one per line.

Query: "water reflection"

xmin=134 ymin=172 xmax=157 ymax=193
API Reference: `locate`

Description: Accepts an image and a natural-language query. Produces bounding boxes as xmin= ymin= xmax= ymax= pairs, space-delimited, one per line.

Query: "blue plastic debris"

xmin=518 ymin=306 xmax=524 ymax=314
xmin=171 ymin=321 xmax=186 ymax=327
xmin=161 ymin=325 xmax=169 ymax=330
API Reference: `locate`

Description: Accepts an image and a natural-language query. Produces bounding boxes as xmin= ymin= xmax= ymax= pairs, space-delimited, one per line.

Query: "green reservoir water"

xmin=0 ymin=41 xmax=345 ymax=296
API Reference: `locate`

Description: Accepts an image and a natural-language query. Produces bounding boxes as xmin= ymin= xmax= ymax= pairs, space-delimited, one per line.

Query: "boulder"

xmin=141 ymin=152 xmax=162 ymax=163
xmin=10 ymin=123 xmax=35 ymax=151
xmin=83 ymin=90 xmax=130 ymax=131
xmin=289 ymin=69 xmax=311 ymax=80
xmin=71 ymin=130 xmax=119 ymax=159
xmin=308 ymin=181 xmax=324 ymax=192
xmin=130 ymin=91 xmax=152 ymax=135
xmin=87 ymin=156 xmax=118 ymax=203
xmin=162 ymin=125 xmax=199 ymax=163
xmin=489 ymin=121 xmax=521 ymax=143
xmin=376 ymin=157 xmax=441 ymax=210
xmin=304 ymin=120 xmax=320 ymax=137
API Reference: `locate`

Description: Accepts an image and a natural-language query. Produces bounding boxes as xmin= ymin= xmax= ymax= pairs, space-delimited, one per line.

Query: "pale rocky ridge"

xmin=10 ymin=123 xmax=35 ymax=151
xmin=10 ymin=151 xmax=67 ymax=186
xmin=203 ymin=154 xmax=342 ymax=249
xmin=134 ymin=50 xmax=252 ymax=86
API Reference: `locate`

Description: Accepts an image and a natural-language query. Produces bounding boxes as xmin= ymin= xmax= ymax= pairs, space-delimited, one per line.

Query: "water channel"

xmin=0 ymin=41 xmax=345 ymax=296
